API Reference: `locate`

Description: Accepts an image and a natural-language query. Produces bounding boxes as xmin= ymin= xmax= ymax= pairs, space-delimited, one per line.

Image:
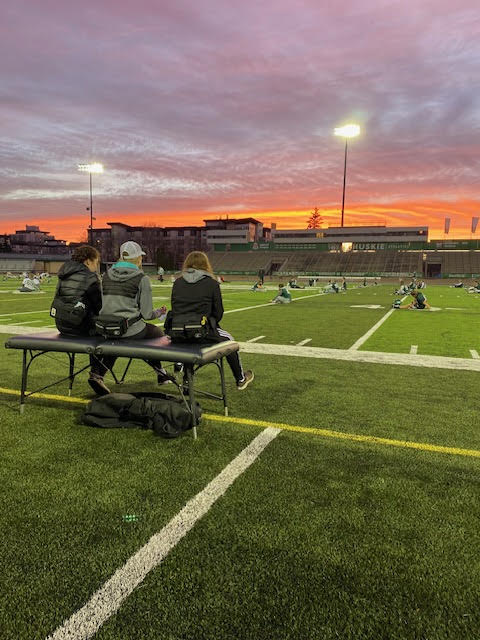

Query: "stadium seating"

xmin=209 ymin=250 xmax=427 ymax=276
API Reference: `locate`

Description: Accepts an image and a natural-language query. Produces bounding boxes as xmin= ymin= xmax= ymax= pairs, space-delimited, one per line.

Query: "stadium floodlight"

xmin=78 ymin=163 xmax=104 ymax=174
xmin=77 ymin=163 xmax=104 ymax=243
xmin=334 ymin=124 xmax=360 ymax=227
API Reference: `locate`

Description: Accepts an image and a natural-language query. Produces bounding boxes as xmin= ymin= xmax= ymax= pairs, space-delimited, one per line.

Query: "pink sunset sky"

xmin=1 ymin=0 xmax=479 ymax=241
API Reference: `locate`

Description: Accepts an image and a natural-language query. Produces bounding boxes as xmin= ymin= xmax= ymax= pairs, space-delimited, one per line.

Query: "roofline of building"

xmin=0 ymin=253 xmax=70 ymax=260
xmin=203 ymin=217 xmax=263 ymax=225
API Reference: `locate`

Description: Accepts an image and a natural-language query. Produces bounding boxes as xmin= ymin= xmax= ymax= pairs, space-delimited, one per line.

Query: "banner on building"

xmin=444 ymin=217 xmax=451 ymax=235
xmin=471 ymin=217 xmax=479 ymax=234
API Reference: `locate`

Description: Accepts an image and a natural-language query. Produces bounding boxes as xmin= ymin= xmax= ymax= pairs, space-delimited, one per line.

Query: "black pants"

xmin=200 ymin=328 xmax=244 ymax=383
xmin=91 ymin=324 xmax=165 ymax=377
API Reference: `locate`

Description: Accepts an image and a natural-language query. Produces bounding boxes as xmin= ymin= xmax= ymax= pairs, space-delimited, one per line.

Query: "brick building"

xmin=90 ymin=222 xmax=208 ymax=269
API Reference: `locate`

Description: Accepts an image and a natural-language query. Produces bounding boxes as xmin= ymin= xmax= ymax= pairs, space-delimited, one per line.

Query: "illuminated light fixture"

xmin=78 ymin=162 xmax=104 ymax=174
xmin=334 ymin=124 xmax=360 ymax=138
xmin=334 ymin=124 xmax=361 ymax=227
xmin=78 ymin=163 xmax=104 ymax=243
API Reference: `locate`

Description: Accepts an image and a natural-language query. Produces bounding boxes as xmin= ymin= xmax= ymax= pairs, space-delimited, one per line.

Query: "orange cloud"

xmin=1 ymin=198 xmax=479 ymax=243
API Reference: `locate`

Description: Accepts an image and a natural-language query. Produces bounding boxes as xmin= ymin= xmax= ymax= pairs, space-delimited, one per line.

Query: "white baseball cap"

xmin=120 ymin=241 xmax=146 ymax=260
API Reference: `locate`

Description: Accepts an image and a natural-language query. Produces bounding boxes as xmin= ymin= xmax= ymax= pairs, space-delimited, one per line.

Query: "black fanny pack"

xmin=168 ymin=313 xmax=210 ymax=343
xmin=95 ymin=314 xmax=141 ymax=338
xmin=50 ymin=297 xmax=88 ymax=329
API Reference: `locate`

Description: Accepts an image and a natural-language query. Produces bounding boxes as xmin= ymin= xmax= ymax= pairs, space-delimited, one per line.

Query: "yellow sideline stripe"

xmin=0 ymin=387 xmax=86 ymax=405
xmin=1 ymin=386 xmax=479 ymax=459
xmin=204 ymin=415 xmax=480 ymax=459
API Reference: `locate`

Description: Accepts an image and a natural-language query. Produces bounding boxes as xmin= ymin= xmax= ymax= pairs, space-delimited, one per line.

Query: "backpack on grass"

xmin=82 ymin=392 xmax=201 ymax=438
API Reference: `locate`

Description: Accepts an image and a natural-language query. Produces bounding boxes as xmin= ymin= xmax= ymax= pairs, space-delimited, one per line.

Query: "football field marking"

xmin=247 ymin=335 xmax=265 ymax=343
xmin=296 ymin=338 xmax=312 ymax=346
xmin=224 ymin=292 xmax=325 ymax=315
xmin=238 ymin=341 xmax=480 ymax=372
xmin=410 ymin=345 xmax=418 ymax=354
xmin=1 ymin=386 xmax=479 ymax=460
xmin=470 ymin=350 xmax=479 ymax=359
xmin=0 ymin=309 xmax=49 ymax=317
xmin=46 ymin=427 xmax=280 ymax=640
xmin=348 ymin=295 xmax=408 ymax=351
xmin=0 ymin=324 xmax=53 ymax=334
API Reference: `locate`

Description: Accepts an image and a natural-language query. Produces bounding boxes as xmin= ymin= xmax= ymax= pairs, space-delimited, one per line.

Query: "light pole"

xmin=334 ymin=124 xmax=360 ymax=227
xmin=78 ymin=163 xmax=104 ymax=244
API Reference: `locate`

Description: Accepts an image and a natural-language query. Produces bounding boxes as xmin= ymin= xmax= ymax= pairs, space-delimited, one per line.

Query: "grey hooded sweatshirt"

xmin=100 ymin=262 xmax=157 ymax=337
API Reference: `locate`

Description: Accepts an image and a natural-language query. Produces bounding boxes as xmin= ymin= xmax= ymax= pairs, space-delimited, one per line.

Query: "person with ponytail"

xmin=166 ymin=251 xmax=254 ymax=390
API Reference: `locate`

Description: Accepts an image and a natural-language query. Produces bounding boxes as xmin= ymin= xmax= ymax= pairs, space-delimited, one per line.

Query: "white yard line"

xmin=46 ymin=427 xmax=280 ymax=640
xmin=0 ymin=309 xmax=49 ymax=317
xmin=238 ymin=341 xmax=480 ymax=373
xmin=10 ymin=320 xmax=44 ymax=325
xmin=348 ymin=295 xmax=408 ymax=351
xmin=410 ymin=345 xmax=418 ymax=355
xmin=470 ymin=350 xmax=479 ymax=359
xmin=224 ymin=292 xmax=325 ymax=315
xmin=296 ymin=338 xmax=312 ymax=346
xmin=0 ymin=324 xmax=54 ymax=334
xmin=246 ymin=335 xmax=266 ymax=343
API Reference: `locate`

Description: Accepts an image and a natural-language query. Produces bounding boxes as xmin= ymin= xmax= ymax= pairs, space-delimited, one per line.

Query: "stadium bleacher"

xmin=209 ymin=249 xmax=480 ymax=277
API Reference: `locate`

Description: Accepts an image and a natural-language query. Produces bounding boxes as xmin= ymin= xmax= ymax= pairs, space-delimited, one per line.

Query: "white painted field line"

xmin=224 ymin=292 xmax=325 ymax=315
xmin=10 ymin=320 xmax=44 ymax=325
xmin=470 ymin=350 xmax=479 ymax=359
xmin=296 ymin=338 xmax=312 ymax=346
xmin=348 ymin=295 xmax=407 ymax=351
xmin=46 ymin=427 xmax=281 ymax=640
xmin=247 ymin=335 xmax=266 ymax=343
xmin=0 ymin=309 xmax=49 ymax=317
xmin=0 ymin=324 xmax=55 ymax=334
xmin=238 ymin=341 xmax=480 ymax=373
xmin=410 ymin=345 xmax=418 ymax=355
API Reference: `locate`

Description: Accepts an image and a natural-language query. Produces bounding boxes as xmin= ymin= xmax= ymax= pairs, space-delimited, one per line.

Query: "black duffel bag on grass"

xmin=82 ymin=392 xmax=201 ymax=438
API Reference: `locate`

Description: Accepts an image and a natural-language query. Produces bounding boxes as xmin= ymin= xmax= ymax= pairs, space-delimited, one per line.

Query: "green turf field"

xmin=1 ymin=278 xmax=479 ymax=639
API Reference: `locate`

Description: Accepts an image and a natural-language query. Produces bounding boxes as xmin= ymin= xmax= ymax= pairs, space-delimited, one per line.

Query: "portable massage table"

xmin=5 ymin=331 xmax=240 ymax=438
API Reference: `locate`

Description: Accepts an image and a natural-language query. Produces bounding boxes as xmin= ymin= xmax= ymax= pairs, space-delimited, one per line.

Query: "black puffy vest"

xmin=54 ymin=261 xmax=100 ymax=335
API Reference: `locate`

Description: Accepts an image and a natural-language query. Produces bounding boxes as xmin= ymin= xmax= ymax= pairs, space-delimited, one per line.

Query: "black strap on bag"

xmin=167 ymin=313 xmax=210 ymax=343
xmin=95 ymin=314 xmax=142 ymax=338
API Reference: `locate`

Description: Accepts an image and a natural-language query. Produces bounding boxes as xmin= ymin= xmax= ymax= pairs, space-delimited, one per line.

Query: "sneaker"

xmin=88 ymin=373 xmax=110 ymax=396
xmin=237 ymin=370 xmax=254 ymax=390
xmin=157 ymin=369 xmax=175 ymax=385
xmin=174 ymin=362 xmax=184 ymax=373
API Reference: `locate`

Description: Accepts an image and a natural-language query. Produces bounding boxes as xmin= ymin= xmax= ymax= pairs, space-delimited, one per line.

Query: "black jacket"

xmin=53 ymin=261 xmax=102 ymax=335
xmin=167 ymin=269 xmax=223 ymax=335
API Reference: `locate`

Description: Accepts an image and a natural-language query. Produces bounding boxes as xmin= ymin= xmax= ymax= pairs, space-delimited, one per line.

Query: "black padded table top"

xmin=96 ymin=338 xmax=239 ymax=364
xmin=5 ymin=331 xmax=103 ymax=354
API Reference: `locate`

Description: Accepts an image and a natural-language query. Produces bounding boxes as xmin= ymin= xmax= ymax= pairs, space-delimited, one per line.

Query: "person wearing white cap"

xmin=88 ymin=241 xmax=170 ymax=395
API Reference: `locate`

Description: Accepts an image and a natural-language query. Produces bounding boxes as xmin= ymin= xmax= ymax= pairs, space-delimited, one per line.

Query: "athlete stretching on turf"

xmin=398 ymin=289 xmax=431 ymax=310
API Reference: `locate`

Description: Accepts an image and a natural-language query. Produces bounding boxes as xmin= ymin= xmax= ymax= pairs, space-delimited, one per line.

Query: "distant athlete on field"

xmin=398 ymin=289 xmax=431 ymax=310
xmin=395 ymin=280 xmax=409 ymax=295
xmin=467 ymin=280 xmax=480 ymax=293
xmin=272 ymin=284 xmax=291 ymax=304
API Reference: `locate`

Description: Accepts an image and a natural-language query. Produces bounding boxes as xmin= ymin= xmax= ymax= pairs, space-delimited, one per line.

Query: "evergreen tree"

xmin=307 ymin=207 xmax=323 ymax=229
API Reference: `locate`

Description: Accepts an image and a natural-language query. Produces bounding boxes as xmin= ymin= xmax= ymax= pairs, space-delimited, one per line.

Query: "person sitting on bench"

xmin=51 ymin=244 xmax=106 ymax=390
xmin=93 ymin=241 xmax=169 ymax=395
xmin=165 ymin=251 xmax=254 ymax=390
